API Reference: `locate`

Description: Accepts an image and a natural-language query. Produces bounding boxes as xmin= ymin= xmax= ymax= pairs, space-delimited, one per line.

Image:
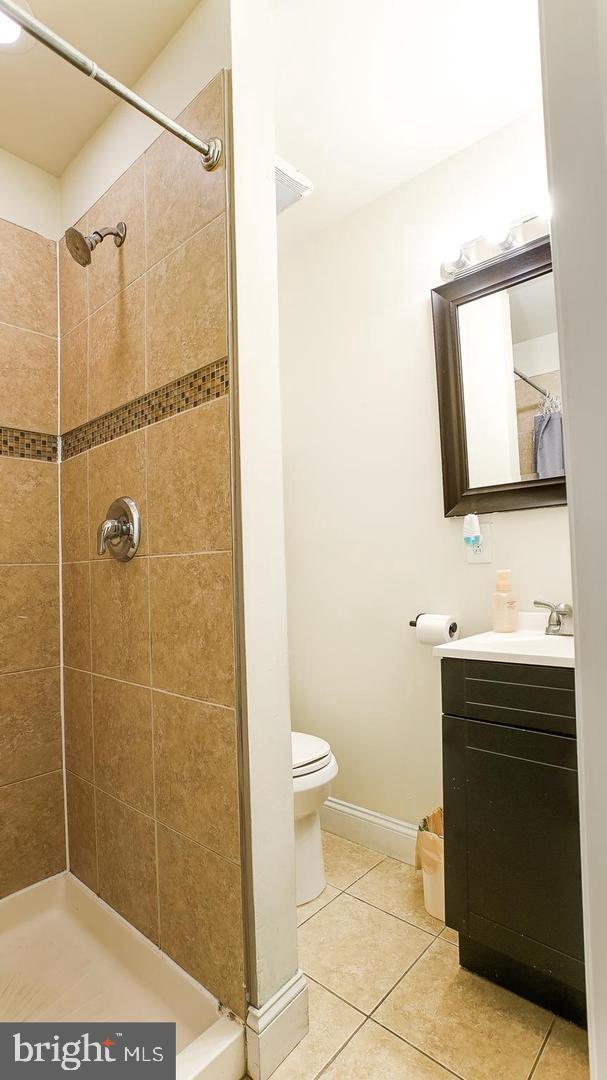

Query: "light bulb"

xmin=0 ymin=12 xmax=21 ymax=44
xmin=483 ymin=221 xmax=511 ymax=248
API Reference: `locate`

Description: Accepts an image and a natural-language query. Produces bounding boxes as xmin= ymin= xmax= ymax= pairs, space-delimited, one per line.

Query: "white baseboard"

xmin=320 ymin=797 xmax=417 ymax=865
xmin=246 ymin=969 xmax=308 ymax=1080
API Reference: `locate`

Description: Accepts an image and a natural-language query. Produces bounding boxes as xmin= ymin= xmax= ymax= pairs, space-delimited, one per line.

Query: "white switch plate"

xmin=466 ymin=523 xmax=492 ymax=564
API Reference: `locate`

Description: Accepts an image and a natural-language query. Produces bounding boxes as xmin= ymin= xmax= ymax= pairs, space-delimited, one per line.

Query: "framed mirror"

xmin=431 ymin=237 xmax=566 ymax=516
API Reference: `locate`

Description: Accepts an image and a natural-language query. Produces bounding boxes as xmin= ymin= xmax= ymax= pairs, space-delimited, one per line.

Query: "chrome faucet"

xmin=534 ymin=600 xmax=574 ymax=637
xmin=97 ymin=496 xmax=141 ymax=562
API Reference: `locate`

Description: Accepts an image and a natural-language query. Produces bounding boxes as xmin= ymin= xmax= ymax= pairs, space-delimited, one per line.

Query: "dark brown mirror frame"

xmin=431 ymin=236 xmax=566 ymax=517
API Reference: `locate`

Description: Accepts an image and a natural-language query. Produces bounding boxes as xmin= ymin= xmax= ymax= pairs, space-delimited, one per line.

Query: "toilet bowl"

xmin=292 ymin=731 xmax=338 ymax=905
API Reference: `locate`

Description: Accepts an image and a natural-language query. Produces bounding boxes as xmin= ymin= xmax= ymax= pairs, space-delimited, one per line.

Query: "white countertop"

xmin=433 ymin=612 xmax=575 ymax=668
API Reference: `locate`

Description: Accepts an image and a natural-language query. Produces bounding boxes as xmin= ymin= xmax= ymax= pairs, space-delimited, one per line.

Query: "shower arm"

xmin=0 ymin=0 xmax=223 ymax=172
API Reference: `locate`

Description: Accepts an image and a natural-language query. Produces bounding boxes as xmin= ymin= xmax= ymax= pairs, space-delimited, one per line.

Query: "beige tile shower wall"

xmin=59 ymin=73 xmax=246 ymax=1018
xmin=0 ymin=217 xmax=65 ymax=900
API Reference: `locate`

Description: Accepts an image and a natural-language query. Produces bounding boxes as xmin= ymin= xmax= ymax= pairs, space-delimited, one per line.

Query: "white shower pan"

xmin=0 ymin=873 xmax=245 ymax=1080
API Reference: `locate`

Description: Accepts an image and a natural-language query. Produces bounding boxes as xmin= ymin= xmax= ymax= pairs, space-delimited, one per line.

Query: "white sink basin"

xmin=433 ymin=615 xmax=574 ymax=668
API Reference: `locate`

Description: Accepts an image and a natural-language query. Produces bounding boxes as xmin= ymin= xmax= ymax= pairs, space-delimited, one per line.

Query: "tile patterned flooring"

xmin=277 ymin=832 xmax=590 ymax=1080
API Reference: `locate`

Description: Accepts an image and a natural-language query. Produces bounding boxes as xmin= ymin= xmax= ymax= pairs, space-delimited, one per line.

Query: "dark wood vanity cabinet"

xmin=442 ymin=658 xmax=586 ymax=1024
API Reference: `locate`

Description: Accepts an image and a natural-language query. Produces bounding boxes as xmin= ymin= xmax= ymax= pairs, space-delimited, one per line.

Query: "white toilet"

xmin=292 ymin=731 xmax=338 ymax=905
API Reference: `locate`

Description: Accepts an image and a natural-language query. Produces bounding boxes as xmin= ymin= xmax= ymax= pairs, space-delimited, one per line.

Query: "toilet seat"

xmin=292 ymin=732 xmax=332 ymax=777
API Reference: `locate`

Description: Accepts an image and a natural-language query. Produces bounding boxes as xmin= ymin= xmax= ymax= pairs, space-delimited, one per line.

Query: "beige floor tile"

xmin=322 ymin=831 xmax=384 ymax=890
xmin=348 ymin=858 xmax=444 ymax=935
xmin=272 ymin=980 xmax=363 ymax=1080
xmin=533 ymin=1019 xmax=589 ymax=1079
xmin=297 ymin=885 xmax=340 ymax=928
xmin=375 ymin=938 xmax=552 ymax=1080
xmin=440 ymin=926 xmax=458 ymax=945
xmin=298 ymin=893 xmax=432 ymax=1014
xmin=323 ymin=1021 xmax=454 ymax=1079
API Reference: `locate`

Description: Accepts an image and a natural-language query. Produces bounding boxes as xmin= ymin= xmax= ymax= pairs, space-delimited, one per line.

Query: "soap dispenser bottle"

xmin=492 ymin=569 xmax=519 ymax=633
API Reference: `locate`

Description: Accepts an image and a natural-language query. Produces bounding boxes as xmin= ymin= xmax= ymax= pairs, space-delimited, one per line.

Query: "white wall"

xmin=541 ymin=0 xmax=607 ymax=1071
xmin=0 ymin=146 xmax=60 ymax=239
xmin=459 ymin=291 xmax=520 ymax=487
xmin=0 ymin=0 xmax=230 ymax=239
xmin=230 ymin=0 xmax=300 ymax=1018
xmin=61 ymin=0 xmax=230 ymax=228
xmin=279 ymin=112 xmax=572 ymax=827
xmin=513 ymin=331 xmax=559 ymax=378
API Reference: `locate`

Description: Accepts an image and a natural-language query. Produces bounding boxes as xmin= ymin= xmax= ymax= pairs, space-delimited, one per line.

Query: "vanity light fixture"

xmin=440 ymin=210 xmax=551 ymax=281
xmin=483 ymin=221 xmax=517 ymax=253
xmin=439 ymin=238 xmax=483 ymax=282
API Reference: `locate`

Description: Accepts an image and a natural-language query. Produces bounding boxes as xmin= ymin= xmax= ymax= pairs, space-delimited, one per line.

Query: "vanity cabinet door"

xmin=443 ymin=714 xmax=585 ymax=990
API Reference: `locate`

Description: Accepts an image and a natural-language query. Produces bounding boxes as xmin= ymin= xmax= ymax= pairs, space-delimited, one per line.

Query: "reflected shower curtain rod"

xmin=514 ymin=367 xmax=549 ymax=398
xmin=0 ymin=0 xmax=223 ymax=171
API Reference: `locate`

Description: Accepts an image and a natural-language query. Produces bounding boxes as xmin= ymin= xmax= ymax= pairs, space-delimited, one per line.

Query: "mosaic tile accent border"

xmin=0 ymin=427 xmax=58 ymax=462
xmin=62 ymin=357 xmax=229 ymax=460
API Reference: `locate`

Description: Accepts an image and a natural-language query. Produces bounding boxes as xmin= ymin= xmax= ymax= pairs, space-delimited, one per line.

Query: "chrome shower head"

xmin=64 ymin=221 xmax=127 ymax=267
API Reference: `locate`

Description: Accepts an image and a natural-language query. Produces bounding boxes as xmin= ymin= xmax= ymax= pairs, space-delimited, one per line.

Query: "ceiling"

xmin=509 ymin=273 xmax=558 ymax=344
xmin=0 ymin=0 xmax=201 ymax=175
xmin=273 ymin=0 xmax=544 ymax=249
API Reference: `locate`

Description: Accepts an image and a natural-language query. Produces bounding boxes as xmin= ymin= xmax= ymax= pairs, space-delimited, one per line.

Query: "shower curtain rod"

xmin=514 ymin=367 xmax=549 ymax=398
xmin=0 ymin=0 xmax=223 ymax=171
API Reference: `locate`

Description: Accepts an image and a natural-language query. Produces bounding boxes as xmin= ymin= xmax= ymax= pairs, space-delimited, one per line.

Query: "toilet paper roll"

xmin=416 ymin=614 xmax=459 ymax=645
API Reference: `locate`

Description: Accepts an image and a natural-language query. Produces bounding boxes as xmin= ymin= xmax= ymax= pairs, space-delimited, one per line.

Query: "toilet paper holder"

xmin=409 ymin=613 xmax=458 ymax=636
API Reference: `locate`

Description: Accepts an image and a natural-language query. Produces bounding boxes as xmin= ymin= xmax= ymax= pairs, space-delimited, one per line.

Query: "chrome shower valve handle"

xmin=97 ymin=497 xmax=141 ymax=561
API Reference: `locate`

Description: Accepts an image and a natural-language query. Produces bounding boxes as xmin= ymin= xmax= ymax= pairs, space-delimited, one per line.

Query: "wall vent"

xmin=275 ymin=156 xmax=313 ymax=214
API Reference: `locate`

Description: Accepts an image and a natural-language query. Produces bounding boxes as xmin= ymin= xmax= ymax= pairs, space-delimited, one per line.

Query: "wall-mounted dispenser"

xmin=463 ymin=513 xmax=481 ymax=547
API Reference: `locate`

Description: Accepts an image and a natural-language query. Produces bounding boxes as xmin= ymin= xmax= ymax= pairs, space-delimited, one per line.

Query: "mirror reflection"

xmin=459 ymin=272 xmax=563 ymax=489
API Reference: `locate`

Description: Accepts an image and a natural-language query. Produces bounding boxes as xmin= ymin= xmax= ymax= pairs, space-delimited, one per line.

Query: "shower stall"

xmin=0 ymin=4 xmax=269 ymax=1077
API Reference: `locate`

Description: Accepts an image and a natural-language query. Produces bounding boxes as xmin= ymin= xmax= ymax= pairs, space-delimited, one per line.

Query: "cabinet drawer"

xmin=442 ymin=658 xmax=576 ymax=736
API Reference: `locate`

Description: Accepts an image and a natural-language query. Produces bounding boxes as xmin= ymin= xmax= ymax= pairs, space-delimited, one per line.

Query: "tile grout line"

xmin=297 ymin=887 xmax=344 ymax=928
xmin=0 ymin=768 xmax=64 ymax=794
xmin=63 ymin=548 xmax=233 ymax=563
xmin=78 ymin=782 xmax=242 ymax=870
xmin=344 ymin=886 xmax=444 ymax=937
xmin=318 ymin=875 xmax=445 ymax=939
xmin=77 ymin=205 xmax=227 ymax=325
xmin=56 ymin=234 xmax=70 ymax=877
xmin=85 ymin=448 xmax=101 ymax=897
xmin=313 ymin=1015 xmax=367 ymax=1079
xmin=371 ymin=1018 xmax=467 ymax=1079
xmin=0 ymin=561 xmax=63 ymax=568
xmin=0 ymin=664 xmax=60 ymax=678
xmin=58 ymin=663 xmax=236 ymax=713
xmin=0 ymin=316 xmax=57 ymax=341
xmin=144 ymin=150 xmax=165 ymax=945
xmin=85 ymin=255 xmax=91 ymax=442
xmin=143 ymin=157 xmax=149 ymax=395
xmin=298 ymin=839 xmax=560 ymax=1080
xmin=144 ymin=427 xmax=164 ymax=948
xmin=303 ymin=859 xmax=453 ymax=939
xmin=298 ymin=899 xmax=437 ymax=1020
xmin=0 ymin=766 xmax=65 ymax=793
xmin=369 ymin=927 xmax=437 ymax=1017
xmin=527 ymin=1017 xmax=556 ymax=1079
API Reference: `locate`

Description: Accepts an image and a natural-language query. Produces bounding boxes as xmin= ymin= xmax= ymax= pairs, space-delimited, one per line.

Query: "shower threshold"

xmin=0 ymin=873 xmax=245 ymax=1080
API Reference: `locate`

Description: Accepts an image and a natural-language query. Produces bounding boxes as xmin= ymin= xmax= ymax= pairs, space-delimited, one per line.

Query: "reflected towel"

xmin=534 ymin=411 xmax=565 ymax=479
